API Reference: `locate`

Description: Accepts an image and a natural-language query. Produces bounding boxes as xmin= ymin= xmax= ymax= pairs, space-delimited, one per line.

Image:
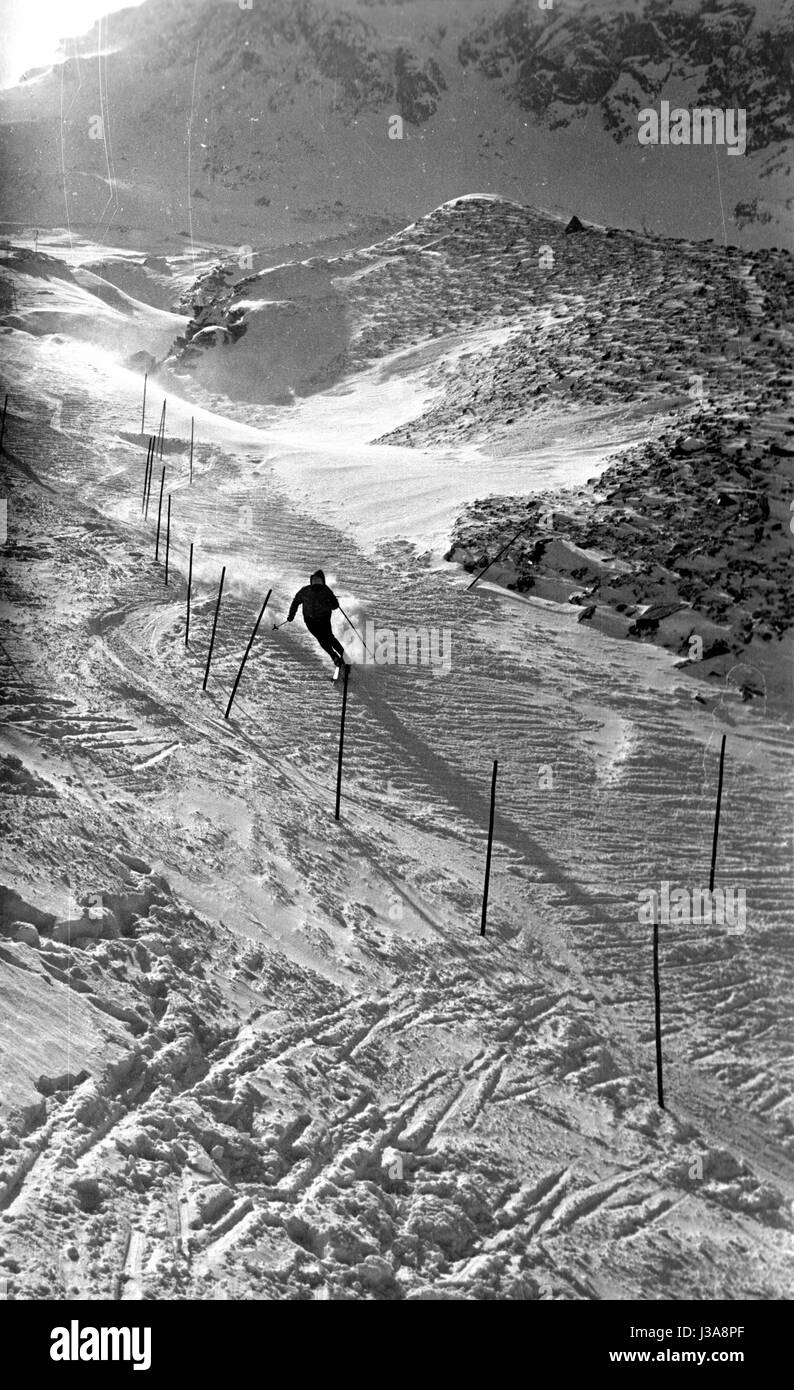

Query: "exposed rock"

xmin=115 ymin=848 xmax=152 ymax=876
xmin=14 ymin=924 xmax=40 ymax=949
xmin=0 ymin=888 xmax=55 ymax=931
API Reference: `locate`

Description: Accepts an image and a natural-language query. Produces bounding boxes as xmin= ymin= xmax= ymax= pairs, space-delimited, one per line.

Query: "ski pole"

xmin=337 ymin=605 xmax=370 ymax=654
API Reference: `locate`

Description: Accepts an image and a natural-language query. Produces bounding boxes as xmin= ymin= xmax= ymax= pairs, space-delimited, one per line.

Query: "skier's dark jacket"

xmin=288 ymin=570 xmax=339 ymax=625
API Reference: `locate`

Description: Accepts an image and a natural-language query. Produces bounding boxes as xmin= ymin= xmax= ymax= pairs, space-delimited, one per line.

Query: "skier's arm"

xmin=287 ymin=589 xmax=304 ymax=622
xmin=328 ymin=589 xmax=339 ymax=611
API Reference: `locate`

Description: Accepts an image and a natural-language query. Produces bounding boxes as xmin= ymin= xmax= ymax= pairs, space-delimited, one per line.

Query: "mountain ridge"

xmin=0 ymin=0 xmax=791 ymax=250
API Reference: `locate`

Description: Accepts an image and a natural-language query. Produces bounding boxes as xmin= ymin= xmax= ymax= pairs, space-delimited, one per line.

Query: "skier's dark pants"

xmin=305 ymin=615 xmax=345 ymax=664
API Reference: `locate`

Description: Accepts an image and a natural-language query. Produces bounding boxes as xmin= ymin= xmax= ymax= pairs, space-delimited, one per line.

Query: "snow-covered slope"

xmin=1 ymin=198 xmax=793 ymax=1298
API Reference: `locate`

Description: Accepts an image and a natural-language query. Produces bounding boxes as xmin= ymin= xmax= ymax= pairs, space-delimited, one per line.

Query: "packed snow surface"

xmin=1 ymin=215 xmax=792 ymax=1302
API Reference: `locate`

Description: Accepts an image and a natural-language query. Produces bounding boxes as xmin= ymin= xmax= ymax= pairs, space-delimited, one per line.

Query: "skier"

xmin=287 ymin=570 xmax=348 ymax=669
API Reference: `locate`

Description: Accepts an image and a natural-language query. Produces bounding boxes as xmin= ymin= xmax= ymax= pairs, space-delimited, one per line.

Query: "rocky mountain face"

xmin=169 ymin=193 xmax=791 ymax=417
xmin=460 ymin=0 xmax=794 ymax=152
xmin=0 ymin=0 xmax=790 ymax=249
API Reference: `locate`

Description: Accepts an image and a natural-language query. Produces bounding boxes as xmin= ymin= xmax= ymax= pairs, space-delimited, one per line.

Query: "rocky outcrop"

xmin=446 ymin=407 xmax=794 ymax=697
xmin=372 ymin=202 xmax=793 ymax=450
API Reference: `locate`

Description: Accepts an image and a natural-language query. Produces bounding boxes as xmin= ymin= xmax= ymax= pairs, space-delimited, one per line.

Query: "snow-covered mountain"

xmin=2 ymin=210 xmax=794 ymax=1297
xmin=1 ymin=0 xmax=793 ymax=1310
xmin=0 ymin=0 xmax=791 ymax=249
xmin=155 ymin=194 xmax=793 ymax=699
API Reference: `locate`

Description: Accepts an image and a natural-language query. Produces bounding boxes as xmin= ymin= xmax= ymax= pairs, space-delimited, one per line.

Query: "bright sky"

xmin=0 ymin=0 xmax=147 ymax=88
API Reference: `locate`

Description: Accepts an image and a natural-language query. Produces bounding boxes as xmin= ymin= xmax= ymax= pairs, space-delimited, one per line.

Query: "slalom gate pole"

xmin=467 ymin=522 xmax=534 ymax=591
xmin=480 ymin=759 xmax=498 ymax=936
xmin=144 ymin=437 xmax=156 ymax=517
xmin=653 ymin=916 xmax=665 ymax=1109
xmin=203 ymin=565 xmax=226 ymax=691
xmin=141 ymin=373 xmax=147 ymax=435
xmin=334 ymin=663 xmax=350 ymax=821
xmin=0 ymin=393 xmax=7 ymax=454
xmin=157 ymin=400 xmax=166 ymax=460
xmin=709 ymin=734 xmax=727 ymax=893
xmin=338 ymin=605 xmax=370 ymax=654
xmin=225 ymin=589 xmax=272 ymax=720
xmin=155 ymin=467 xmax=166 ymax=560
xmin=164 ymin=495 xmax=171 ymax=586
xmin=189 ymin=417 xmax=194 ymax=484
xmin=186 ymin=543 xmax=193 ymax=647
xmin=142 ymin=440 xmax=152 ymax=516
xmin=141 ymin=437 xmax=153 ymax=513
